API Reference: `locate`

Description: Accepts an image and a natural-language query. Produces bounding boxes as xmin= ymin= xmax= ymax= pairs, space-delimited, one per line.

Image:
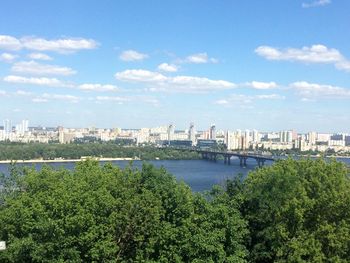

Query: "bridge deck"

xmin=171 ymin=147 xmax=276 ymax=166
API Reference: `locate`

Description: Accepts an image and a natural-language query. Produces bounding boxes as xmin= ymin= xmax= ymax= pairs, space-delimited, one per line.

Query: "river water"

xmin=0 ymin=157 xmax=349 ymax=192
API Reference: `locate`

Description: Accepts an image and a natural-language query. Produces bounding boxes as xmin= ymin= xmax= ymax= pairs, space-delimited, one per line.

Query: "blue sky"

xmin=0 ymin=0 xmax=349 ymax=132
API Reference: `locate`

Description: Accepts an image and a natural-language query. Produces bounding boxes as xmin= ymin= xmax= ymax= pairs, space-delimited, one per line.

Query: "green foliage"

xmin=2 ymin=157 xmax=349 ymax=262
xmin=241 ymin=158 xmax=350 ymax=262
xmin=0 ymin=142 xmax=200 ymax=161
xmin=0 ymin=160 xmax=247 ymax=262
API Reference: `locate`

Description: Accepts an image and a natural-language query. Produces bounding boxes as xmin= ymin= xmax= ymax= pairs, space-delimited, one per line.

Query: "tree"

xmin=0 ymin=160 xmax=248 ymax=262
xmin=241 ymin=158 xmax=350 ymax=262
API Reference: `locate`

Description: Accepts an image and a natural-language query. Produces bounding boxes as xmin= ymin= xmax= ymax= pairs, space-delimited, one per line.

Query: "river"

xmin=0 ymin=157 xmax=349 ymax=192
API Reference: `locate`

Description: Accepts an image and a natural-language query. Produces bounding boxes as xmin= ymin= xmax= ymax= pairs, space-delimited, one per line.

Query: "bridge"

xmin=174 ymin=147 xmax=276 ymax=167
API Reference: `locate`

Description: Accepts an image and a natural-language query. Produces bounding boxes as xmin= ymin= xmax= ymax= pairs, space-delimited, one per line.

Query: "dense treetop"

xmin=0 ymin=142 xmax=200 ymax=161
xmin=241 ymin=158 xmax=350 ymax=262
xmin=0 ymin=158 xmax=349 ymax=262
xmin=0 ymin=160 xmax=247 ymax=262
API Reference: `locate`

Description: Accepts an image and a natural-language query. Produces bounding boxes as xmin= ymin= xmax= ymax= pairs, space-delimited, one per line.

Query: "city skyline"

xmin=1 ymin=1 xmax=350 ymax=132
xmin=2 ymin=118 xmax=350 ymax=154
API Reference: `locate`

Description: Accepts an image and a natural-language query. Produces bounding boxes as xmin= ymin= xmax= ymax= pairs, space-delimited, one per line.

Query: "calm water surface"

xmin=0 ymin=157 xmax=349 ymax=192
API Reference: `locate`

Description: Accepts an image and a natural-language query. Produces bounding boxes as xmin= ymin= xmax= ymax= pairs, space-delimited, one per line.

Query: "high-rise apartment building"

xmin=209 ymin=124 xmax=216 ymax=140
xmin=188 ymin=122 xmax=196 ymax=145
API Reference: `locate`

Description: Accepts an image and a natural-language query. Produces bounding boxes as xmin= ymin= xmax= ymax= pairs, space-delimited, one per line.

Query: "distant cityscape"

xmin=1 ymin=118 xmax=350 ymax=153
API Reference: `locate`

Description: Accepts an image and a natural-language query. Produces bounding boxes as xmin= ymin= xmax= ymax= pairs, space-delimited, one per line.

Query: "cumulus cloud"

xmin=157 ymin=63 xmax=178 ymax=72
xmin=0 ymin=52 xmax=18 ymax=62
xmin=32 ymin=93 xmax=80 ymax=103
xmin=78 ymin=83 xmax=119 ymax=92
xmin=0 ymin=90 xmax=7 ymax=96
xmin=302 ymin=0 xmax=331 ymax=8
xmin=256 ymin=94 xmax=285 ymax=100
xmin=96 ymin=96 xmax=130 ymax=102
xmin=290 ymin=81 xmax=350 ymax=98
xmin=15 ymin=90 xmax=32 ymax=96
xmin=214 ymin=93 xmax=285 ymax=106
xmin=186 ymin=53 xmax=209 ymax=63
xmin=21 ymin=37 xmax=98 ymax=53
xmin=3 ymin=75 xmax=72 ymax=87
xmin=32 ymin=98 xmax=48 ymax=103
xmin=0 ymin=35 xmax=98 ymax=53
xmin=96 ymin=95 xmax=159 ymax=106
xmin=244 ymin=81 xmax=278 ymax=89
xmin=214 ymin=99 xmax=229 ymax=105
xmin=11 ymin=61 xmax=76 ymax=76
xmin=0 ymin=35 xmax=22 ymax=50
xmin=42 ymin=93 xmax=80 ymax=103
xmin=119 ymin=50 xmax=149 ymax=61
xmin=255 ymin=44 xmax=350 ymax=72
xmin=115 ymin=69 xmax=235 ymax=92
xmin=115 ymin=69 xmax=167 ymax=82
xmin=184 ymin=53 xmax=218 ymax=64
xmin=27 ymin=52 xmax=52 ymax=60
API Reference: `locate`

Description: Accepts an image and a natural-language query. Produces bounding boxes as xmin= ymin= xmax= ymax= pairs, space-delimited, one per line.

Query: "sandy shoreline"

xmin=0 ymin=157 xmax=137 ymax=164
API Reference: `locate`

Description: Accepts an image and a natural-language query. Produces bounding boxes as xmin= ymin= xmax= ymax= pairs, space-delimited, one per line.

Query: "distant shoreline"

xmin=0 ymin=155 xmax=349 ymax=164
xmin=0 ymin=157 xmax=137 ymax=164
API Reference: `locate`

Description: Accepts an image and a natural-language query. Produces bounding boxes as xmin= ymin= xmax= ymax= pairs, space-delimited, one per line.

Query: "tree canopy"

xmin=241 ymin=158 xmax=350 ymax=263
xmin=0 ymin=142 xmax=200 ymax=161
xmin=1 ymin=158 xmax=349 ymax=262
xmin=0 ymin=160 xmax=247 ymax=262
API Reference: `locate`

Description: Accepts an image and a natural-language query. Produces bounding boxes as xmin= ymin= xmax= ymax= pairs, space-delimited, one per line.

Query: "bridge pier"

xmin=256 ymin=158 xmax=265 ymax=167
xmin=197 ymin=149 xmax=274 ymax=167
xmin=239 ymin=157 xmax=247 ymax=167
xmin=223 ymin=155 xmax=231 ymax=165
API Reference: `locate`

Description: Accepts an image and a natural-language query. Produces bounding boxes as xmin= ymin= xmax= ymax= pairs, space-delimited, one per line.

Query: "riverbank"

xmin=0 ymin=157 xmax=137 ymax=164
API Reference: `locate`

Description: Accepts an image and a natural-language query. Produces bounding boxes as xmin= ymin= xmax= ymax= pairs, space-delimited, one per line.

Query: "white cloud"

xmin=157 ymin=63 xmax=178 ymax=72
xmin=115 ymin=69 xmax=235 ymax=92
xmin=32 ymin=98 xmax=48 ymax=103
xmin=115 ymin=69 xmax=167 ymax=82
xmin=302 ymin=0 xmax=331 ymax=8
xmin=169 ymin=76 xmax=234 ymax=92
xmin=290 ymin=81 xmax=350 ymax=98
xmin=15 ymin=90 xmax=32 ymax=96
xmin=335 ymin=60 xmax=350 ymax=71
xmin=41 ymin=93 xmax=80 ymax=103
xmin=21 ymin=37 xmax=98 ymax=53
xmin=0 ymin=53 xmax=18 ymax=62
xmin=119 ymin=50 xmax=149 ymax=61
xmin=12 ymin=61 xmax=76 ymax=76
xmin=255 ymin=44 xmax=350 ymax=72
xmin=184 ymin=53 xmax=218 ymax=64
xmin=256 ymin=94 xmax=285 ymax=100
xmin=0 ymin=35 xmax=22 ymax=50
xmin=186 ymin=53 xmax=209 ymax=63
xmin=32 ymin=93 xmax=80 ymax=103
xmin=0 ymin=90 xmax=7 ymax=96
xmin=96 ymin=95 xmax=159 ymax=106
xmin=78 ymin=83 xmax=119 ymax=92
xmin=4 ymin=75 xmax=71 ymax=87
xmin=244 ymin=81 xmax=278 ymax=89
xmin=0 ymin=35 xmax=98 ymax=53
xmin=27 ymin=52 xmax=52 ymax=60
xmin=96 ymin=96 xmax=130 ymax=103
xmin=214 ymin=99 xmax=229 ymax=105
xmin=214 ymin=93 xmax=285 ymax=106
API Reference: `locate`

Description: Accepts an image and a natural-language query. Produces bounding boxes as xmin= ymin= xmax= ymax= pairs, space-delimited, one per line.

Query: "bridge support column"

xmin=239 ymin=157 xmax=247 ymax=167
xmin=257 ymin=159 xmax=265 ymax=167
xmin=224 ymin=155 xmax=230 ymax=164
